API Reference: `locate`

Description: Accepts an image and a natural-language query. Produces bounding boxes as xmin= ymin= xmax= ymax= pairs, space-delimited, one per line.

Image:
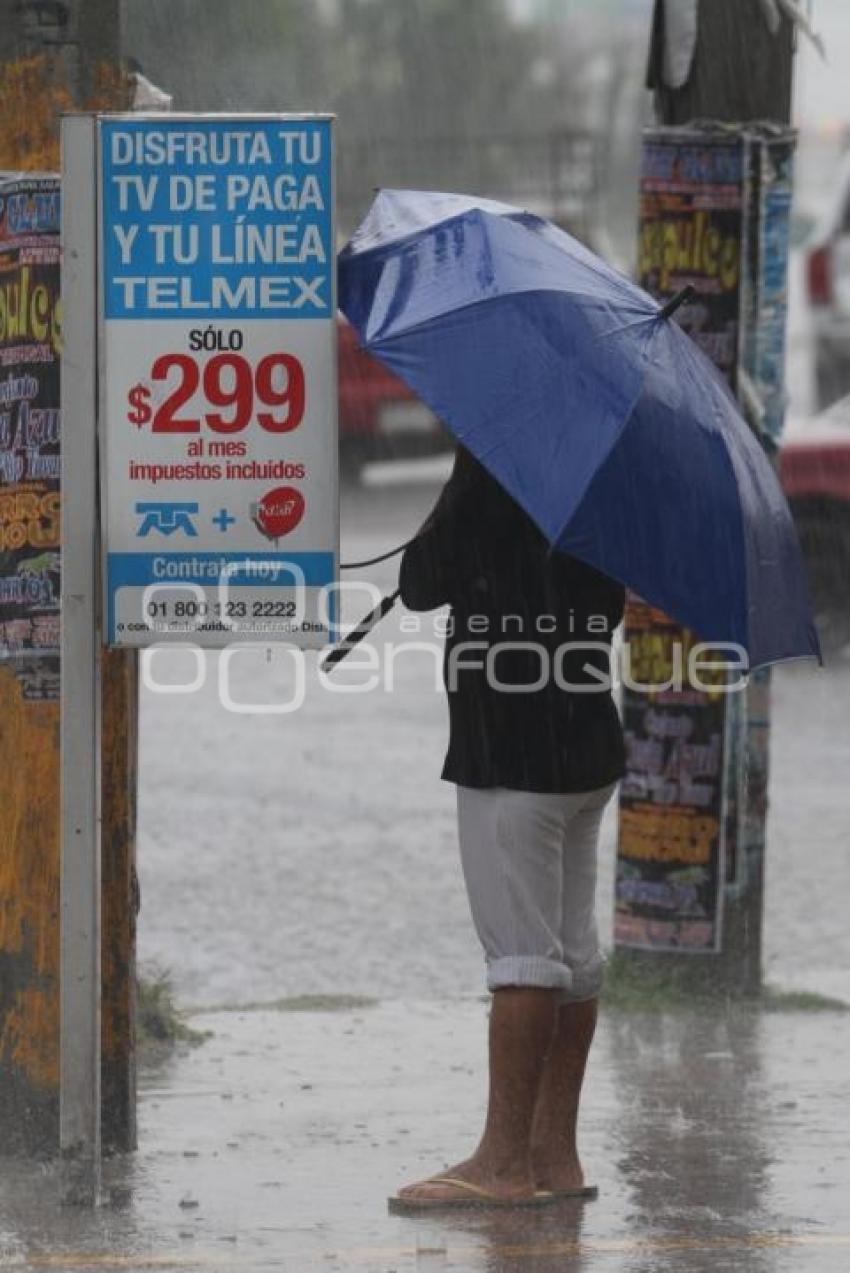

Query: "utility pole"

xmin=656 ymin=0 xmax=795 ymax=993
xmin=614 ymin=0 xmax=796 ymax=994
xmin=0 ymin=0 xmax=138 ymax=1160
xmin=651 ymin=0 xmax=794 ymax=125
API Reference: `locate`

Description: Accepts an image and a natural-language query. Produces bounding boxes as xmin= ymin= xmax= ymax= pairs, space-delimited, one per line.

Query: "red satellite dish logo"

xmin=251 ymin=486 xmax=305 ymax=541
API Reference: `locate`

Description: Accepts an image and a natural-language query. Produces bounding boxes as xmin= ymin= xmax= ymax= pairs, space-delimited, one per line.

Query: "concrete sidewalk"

xmin=1 ymin=997 xmax=849 ymax=1271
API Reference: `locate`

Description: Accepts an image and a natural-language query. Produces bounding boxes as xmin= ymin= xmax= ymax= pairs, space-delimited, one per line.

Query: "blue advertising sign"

xmin=101 ymin=119 xmax=333 ymax=321
xmin=99 ymin=115 xmax=338 ymax=647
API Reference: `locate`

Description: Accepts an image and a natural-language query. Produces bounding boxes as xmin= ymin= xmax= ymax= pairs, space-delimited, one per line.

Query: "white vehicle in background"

xmin=806 ymin=150 xmax=850 ymax=409
xmin=780 ymin=395 xmax=850 ymax=645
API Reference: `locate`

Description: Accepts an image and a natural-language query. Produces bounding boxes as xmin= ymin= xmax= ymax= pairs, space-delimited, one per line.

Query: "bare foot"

xmin=531 ymin=1151 xmax=585 ymax=1193
xmin=397 ymin=1153 xmax=537 ymax=1203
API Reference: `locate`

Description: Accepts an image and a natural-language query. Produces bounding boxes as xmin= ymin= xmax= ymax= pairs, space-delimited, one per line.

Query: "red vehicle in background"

xmin=337 ymin=316 xmax=446 ymax=473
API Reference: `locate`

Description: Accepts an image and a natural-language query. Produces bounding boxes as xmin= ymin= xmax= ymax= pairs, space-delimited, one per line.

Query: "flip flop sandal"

xmin=388 ymin=1176 xmax=557 ymax=1214
xmin=549 ymin=1184 xmax=599 ymax=1200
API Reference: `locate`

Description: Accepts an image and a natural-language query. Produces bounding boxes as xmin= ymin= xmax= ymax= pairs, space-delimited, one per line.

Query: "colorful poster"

xmin=617 ymin=130 xmax=752 ymax=952
xmin=731 ymin=131 xmax=795 ymax=888
xmin=99 ymin=116 xmax=338 ymax=647
xmin=638 ymin=132 xmax=746 ymax=388
xmin=739 ymin=133 xmax=795 ymax=447
xmin=615 ymin=599 xmax=728 ymax=952
xmin=0 ymin=174 xmax=61 ymax=700
xmin=617 ymin=127 xmax=796 ymax=945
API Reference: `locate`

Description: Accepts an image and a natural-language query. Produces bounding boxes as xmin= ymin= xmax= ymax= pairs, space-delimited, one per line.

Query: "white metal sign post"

xmin=60 ymin=112 xmax=337 ymax=1204
xmin=60 ymin=113 xmax=102 ymax=1206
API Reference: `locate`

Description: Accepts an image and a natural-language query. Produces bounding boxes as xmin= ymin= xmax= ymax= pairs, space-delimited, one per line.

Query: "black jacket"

xmin=399 ymin=452 xmax=626 ymax=792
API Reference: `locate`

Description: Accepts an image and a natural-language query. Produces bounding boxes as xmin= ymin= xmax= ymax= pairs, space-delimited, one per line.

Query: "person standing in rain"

xmin=390 ymin=445 xmax=625 ymax=1212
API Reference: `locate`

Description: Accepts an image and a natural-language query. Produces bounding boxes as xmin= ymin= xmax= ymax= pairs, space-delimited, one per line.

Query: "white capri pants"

xmin=456 ymin=782 xmax=617 ymax=1002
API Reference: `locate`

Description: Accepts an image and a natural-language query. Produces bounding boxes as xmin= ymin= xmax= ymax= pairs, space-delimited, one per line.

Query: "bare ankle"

xmin=473 ymin=1141 xmax=533 ymax=1184
xmin=530 ymin=1141 xmax=579 ymax=1168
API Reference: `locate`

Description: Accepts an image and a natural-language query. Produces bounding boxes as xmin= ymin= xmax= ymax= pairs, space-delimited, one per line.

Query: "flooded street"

xmin=2 ymin=1001 xmax=850 ymax=1270
xmin=4 ymin=2 xmax=850 ymax=1264
xmin=55 ymin=241 xmax=846 ymax=1270
xmin=0 ymin=240 xmax=846 ymax=1273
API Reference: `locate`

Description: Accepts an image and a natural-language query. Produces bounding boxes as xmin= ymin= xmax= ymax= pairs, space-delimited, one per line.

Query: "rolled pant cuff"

xmin=557 ymin=953 xmax=606 ymax=1003
xmin=486 ymin=955 xmax=572 ymax=992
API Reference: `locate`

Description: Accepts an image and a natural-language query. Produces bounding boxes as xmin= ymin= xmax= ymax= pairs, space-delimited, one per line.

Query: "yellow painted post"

xmin=0 ymin=18 xmax=138 ymax=1157
xmin=0 ymin=670 xmax=61 ymax=1153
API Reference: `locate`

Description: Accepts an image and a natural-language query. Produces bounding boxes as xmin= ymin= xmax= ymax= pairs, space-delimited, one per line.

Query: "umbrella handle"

xmin=321 ymin=589 xmax=401 ymax=672
xmin=659 ymin=284 xmax=696 ymax=320
xmin=340 ymin=535 xmax=418 ymax=570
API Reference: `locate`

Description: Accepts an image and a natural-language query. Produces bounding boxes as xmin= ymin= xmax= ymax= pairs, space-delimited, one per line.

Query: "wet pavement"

xmin=107 ymin=459 xmax=850 ymax=1272
xmin=1 ymin=998 xmax=850 ymax=1270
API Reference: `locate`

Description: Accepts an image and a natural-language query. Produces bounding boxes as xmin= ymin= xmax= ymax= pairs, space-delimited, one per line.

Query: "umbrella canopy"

xmin=338 ymin=189 xmax=820 ymax=670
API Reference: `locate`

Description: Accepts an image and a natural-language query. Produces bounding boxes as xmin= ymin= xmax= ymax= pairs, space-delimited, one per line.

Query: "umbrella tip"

xmin=658 ymin=284 xmax=696 ymax=320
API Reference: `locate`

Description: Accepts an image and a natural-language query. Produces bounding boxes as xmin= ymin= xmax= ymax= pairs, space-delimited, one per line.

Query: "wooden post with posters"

xmin=613 ymin=0 xmax=795 ymax=993
xmin=0 ymin=0 xmax=137 ymax=1162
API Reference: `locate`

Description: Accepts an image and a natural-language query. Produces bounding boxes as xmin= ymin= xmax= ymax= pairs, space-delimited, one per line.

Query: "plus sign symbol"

xmin=212 ymin=508 xmax=237 ymax=533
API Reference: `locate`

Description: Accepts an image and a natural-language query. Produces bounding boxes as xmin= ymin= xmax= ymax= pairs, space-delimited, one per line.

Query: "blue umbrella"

xmin=338 ymin=189 xmax=820 ymax=670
